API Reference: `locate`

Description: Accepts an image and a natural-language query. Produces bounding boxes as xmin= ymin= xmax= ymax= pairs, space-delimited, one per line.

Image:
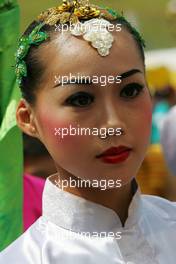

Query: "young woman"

xmin=1 ymin=1 xmax=176 ymax=263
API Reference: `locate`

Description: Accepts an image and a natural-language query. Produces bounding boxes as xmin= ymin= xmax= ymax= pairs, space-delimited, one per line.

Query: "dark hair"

xmin=23 ymin=133 xmax=50 ymax=157
xmin=19 ymin=18 xmax=145 ymax=104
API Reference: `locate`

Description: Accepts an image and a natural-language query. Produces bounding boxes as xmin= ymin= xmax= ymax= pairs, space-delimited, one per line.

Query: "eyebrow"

xmin=120 ymin=69 xmax=142 ymax=79
xmin=53 ymin=69 xmax=142 ymax=88
xmin=54 ymin=77 xmax=92 ymax=88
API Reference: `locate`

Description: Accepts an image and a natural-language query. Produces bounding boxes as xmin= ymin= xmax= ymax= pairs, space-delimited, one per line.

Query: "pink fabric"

xmin=23 ymin=174 xmax=45 ymax=231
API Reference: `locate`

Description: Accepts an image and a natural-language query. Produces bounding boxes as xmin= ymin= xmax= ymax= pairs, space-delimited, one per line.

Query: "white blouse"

xmin=1 ymin=175 xmax=176 ymax=264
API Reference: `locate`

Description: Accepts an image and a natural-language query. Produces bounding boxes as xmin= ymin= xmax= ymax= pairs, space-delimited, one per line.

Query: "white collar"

xmin=42 ymin=174 xmax=142 ymax=233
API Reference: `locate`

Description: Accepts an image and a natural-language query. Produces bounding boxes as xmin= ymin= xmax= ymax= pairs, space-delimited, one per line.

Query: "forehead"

xmin=38 ymin=26 xmax=144 ymax=79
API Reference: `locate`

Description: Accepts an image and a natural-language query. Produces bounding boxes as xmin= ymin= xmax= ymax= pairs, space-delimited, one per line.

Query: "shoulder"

xmin=0 ymin=217 xmax=45 ymax=263
xmin=141 ymin=194 xmax=176 ymax=221
xmin=139 ymin=194 xmax=176 ymax=256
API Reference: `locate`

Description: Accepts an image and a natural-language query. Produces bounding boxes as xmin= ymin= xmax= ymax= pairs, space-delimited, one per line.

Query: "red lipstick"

xmin=96 ymin=146 xmax=132 ymax=164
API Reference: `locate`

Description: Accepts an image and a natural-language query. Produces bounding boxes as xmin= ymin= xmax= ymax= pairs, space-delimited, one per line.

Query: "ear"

xmin=16 ymin=98 xmax=39 ymax=138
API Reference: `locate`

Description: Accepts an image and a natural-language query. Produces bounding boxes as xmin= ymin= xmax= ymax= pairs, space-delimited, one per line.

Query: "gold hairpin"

xmin=37 ymin=0 xmax=101 ymax=26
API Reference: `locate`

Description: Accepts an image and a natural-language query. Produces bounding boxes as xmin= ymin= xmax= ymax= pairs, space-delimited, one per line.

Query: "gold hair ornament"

xmin=37 ymin=0 xmax=119 ymax=56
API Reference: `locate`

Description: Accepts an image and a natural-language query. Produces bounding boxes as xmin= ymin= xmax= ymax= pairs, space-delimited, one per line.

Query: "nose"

xmin=98 ymin=100 xmax=127 ymax=134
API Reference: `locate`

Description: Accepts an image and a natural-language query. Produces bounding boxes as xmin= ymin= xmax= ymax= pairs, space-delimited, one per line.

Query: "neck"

xmin=51 ymin=169 xmax=134 ymax=226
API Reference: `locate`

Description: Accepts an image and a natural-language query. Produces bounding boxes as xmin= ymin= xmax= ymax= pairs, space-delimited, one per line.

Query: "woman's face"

xmin=29 ymin=26 xmax=152 ymax=186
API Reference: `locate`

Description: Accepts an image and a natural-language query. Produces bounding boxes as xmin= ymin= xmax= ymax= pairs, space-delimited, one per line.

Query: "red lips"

xmin=96 ymin=146 xmax=132 ymax=164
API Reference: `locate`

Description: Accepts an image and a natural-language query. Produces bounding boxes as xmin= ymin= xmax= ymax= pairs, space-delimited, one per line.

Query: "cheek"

xmin=37 ymin=114 xmax=89 ymax=152
xmin=144 ymin=99 xmax=153 ymax=122
xmin=142 ymin=99 xmax=152 ymax=126
xmin=135 ymin=98 xmax=152 ymax=139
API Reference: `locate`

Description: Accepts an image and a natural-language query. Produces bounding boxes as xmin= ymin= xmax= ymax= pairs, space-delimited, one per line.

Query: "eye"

xmin=120 ymin=83 xmax=144 ymax=99
xmin=64 ymin=91 xmax=94 ymax=107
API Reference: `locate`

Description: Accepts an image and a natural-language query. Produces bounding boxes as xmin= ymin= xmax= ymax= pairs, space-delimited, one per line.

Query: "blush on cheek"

xmin=145 ymin=109 xmax=152 ymax=125
xmin=141 ymin=102 xmax=153 ymax=136
xmin=147 ymin=108 xmax=153 ymax=124
xmin=39 ymin=116 xmax=86 ymax=147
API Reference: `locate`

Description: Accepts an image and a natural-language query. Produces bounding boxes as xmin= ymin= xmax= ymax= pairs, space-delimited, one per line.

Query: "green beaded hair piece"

xmin=15 ymin=23 xmax=49 ymax=86
xmin=15 ymin=0 xmax=145 ymax=86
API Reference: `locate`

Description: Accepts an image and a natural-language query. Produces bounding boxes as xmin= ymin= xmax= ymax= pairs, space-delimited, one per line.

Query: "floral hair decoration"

xmin=15 ymin=0 xmax=145 ymax=86
xmin=15 ymin=23 xmax=48 ymax=85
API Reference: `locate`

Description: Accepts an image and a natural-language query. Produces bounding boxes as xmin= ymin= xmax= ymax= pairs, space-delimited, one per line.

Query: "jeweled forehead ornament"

xmin=70 ymin=18 xmax=114 ymax=56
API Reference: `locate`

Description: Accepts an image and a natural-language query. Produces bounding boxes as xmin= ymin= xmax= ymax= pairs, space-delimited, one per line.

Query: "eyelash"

xmin=64 ymin=91 xmax=94 ymax=108
xmin=120 ymin=83 xmax=144 ymax=99
xmin=64 ymin=83 xmax=144 ymax=107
